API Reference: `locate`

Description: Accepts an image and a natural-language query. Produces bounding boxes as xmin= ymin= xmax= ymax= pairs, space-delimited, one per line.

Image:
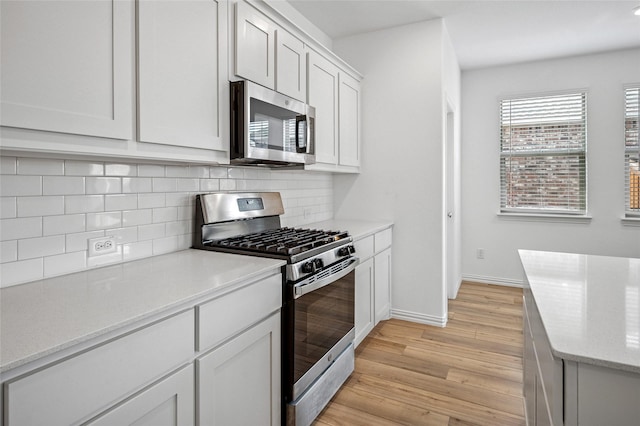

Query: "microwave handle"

xmin=295 ymin=115 xmax=308 ymax=153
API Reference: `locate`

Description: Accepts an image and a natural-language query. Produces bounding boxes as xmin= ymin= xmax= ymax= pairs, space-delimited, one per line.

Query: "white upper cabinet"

xmin=235 ymin=1 xmax=276 ymax=90
xmin=307 ymin=50 xmax=361 ymax=172
xmin=275 ymin=29 xmax=307 ymax=102
xmin=0 ymin=0 xmax=134 ymax=140
xmin=137 ymin=0 xmax=227 ymax=152
xmin=307 ymin=50 xmax=340 ymax=165
xmin=339 ymin=72 xmax=361 ymax=168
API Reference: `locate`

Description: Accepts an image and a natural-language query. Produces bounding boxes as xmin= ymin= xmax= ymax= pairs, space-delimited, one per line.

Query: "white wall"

xmin=0 ymin=156 xmax=333 ymax=287
xmin=332 ymin=19 xmax=461 ymax=326
xmin=461 ymin=48 xmax=640 ymax=285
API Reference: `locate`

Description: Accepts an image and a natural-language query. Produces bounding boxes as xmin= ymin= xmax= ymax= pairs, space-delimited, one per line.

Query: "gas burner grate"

xmin=209 ymin=227 xmax=349 ymax=256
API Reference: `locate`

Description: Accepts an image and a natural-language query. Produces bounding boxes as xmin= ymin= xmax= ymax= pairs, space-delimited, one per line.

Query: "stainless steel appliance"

xmin=193 ymin=192 xmax=356 ymax=426
xmin=230 ymin=81 xmax=315 ymax=168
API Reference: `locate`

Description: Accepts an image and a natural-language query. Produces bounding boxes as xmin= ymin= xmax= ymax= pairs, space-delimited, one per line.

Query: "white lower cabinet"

xmin=353 ymin=227 xmax=393 ymax=347
xmin=88 ymin=364 xmax=195 ymax=426
xmin=354 ymin=257 xmax=375 ymax=346
xmin=197 ymin=312 xmax=281 ymax=426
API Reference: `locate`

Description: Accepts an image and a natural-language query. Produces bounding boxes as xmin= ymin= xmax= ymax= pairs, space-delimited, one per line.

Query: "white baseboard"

xmin=462 ymin=273 xmax=523 ymax=288
xmin=391 ymin=308 xmax=447 ymax=328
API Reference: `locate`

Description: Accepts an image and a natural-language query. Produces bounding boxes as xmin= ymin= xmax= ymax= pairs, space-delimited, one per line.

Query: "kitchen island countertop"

xmin=519 ymin=249 xmax=640 ymax=373
xmin=0 ymin=250 xmax=285 ymax=373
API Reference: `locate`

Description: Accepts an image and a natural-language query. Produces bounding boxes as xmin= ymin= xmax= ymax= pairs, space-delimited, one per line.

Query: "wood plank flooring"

xmin=314 ymin=281 xmax=525 ymax=426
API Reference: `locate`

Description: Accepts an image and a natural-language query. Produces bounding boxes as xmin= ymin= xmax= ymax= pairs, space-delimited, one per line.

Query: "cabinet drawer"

xmin=197 ymin=273 xmax=282 ymax=352
xmin=5 ymin=310 xmax=194 ymax=426
xmin=374 ymin=228 xmax=392 ymax=252
xmin=354 ymin=235 xmax=374 ymax=260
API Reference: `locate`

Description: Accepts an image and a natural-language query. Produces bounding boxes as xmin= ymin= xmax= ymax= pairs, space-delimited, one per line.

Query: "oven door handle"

xmin=293 ymin=257 xmax=359 ymax=299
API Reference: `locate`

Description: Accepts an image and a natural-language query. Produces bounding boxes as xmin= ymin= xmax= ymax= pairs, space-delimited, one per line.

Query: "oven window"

xmin=293 ymin=271 xmax=354 ymax=384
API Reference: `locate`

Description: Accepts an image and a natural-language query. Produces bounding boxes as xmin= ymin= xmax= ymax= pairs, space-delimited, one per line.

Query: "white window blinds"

xmin=500 ymin=92 xmax=587 ymax=214
xmin=625 ymin=87 xmax=639 ymax=217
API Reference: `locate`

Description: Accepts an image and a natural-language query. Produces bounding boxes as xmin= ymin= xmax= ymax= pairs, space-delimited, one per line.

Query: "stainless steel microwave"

xmin=230 ymin=81 xmax=315 ymax=168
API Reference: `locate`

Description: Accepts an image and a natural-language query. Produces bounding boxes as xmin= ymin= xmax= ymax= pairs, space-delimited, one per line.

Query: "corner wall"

xmin=333 ymin=19 xmax=460 ymax=326
xmin=461 ymin=48 xmax=640 ymax=285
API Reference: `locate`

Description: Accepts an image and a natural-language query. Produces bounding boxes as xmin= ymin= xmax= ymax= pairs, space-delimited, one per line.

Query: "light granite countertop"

xmin=306 ymin=218 xmax=393 ymax=241
xmin=519 ymin=249 xmax=640 ymax=373
xmin=0 ymin=250 xmax=285 ymax=373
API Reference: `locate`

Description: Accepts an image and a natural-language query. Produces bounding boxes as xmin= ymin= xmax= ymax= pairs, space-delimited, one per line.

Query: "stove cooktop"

xmin=204 ymin=227 xmax=350 ymax=257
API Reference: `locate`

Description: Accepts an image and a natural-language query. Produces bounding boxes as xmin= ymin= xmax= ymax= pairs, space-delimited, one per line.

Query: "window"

xmin=500 ymin=92 xmax=587 ymax=215
xmin=625 ymin=87 xmax=639 ymax=217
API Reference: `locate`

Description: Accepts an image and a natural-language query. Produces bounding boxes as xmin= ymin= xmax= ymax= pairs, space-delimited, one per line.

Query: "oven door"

xmin=286 ymin=257 xmax=357 ymax=401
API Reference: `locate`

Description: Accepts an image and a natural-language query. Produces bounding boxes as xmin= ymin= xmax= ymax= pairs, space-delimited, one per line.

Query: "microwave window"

xmin=249 ymin=98 xmax=303 ymax=153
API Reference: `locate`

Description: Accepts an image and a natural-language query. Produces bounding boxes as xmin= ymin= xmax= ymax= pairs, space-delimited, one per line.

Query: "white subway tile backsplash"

xmin=44 ymin=251 xmax=86 ymax=277
xmin=0 ymin=217 xmax=42 ymax=241
xmin=43 ymin=176 xmax=85 ymax=195
xmin=177 ymin=178 xmax=199 ymax=192
xmin=107 ymin=226 xmax=138 ymax=244
xmin=0 ymin=156 xmax=333 ymax=287
xmin=199 ymin=179 xmax=220 ymax=192
xmin=138 ymin=193 xmax=165 ymax=209
xmin=65 ymin=195 xmax=104 ymax=214
xmin=17 ymin=196 xmax=64 ymax=217
xmin=18 ymin=235 xmax=65 ymax=260
xmin=153 ymin=207 xmax=177 ymax=223
xmin=66 ymin=230 xmax=105 ymax=252
xmin=105 ymin=194 xmax=138 ymax=211
xmin=65 ymin=161 xmax=104 ymax=176
xmin=1 ymin=157 xmax=17 ymax=174
xmin=1 ymin=197 xmax=16 ymax=219
xmin=153 ymin=236 xmax=178 ymax=255
xmin=17 ymin=158 xmax=64 ymax=176
xmin=138 ymin=223 xmax=165 ymax=241
xmin=165 ymin=165 xmax=191 ymax=178
xmin=152 ymin=178 xmax=177 ymax=193
xmin=138 ymin=164 xmax=165 ymax=177
xmin=1 ymin=240 xmax=18 ymax=263
xmin=122 ymin=209 xmax=152 ymax=227
xmin=105 ymin=163 xmax=137 ymax=176
xmin=86 ymin=177 xmax=122 ymax=194
xmin=87 ymin=211 xmax=122 ymax=231
xmin=43 ymin=214 xmax=86 ymax=236
xmin=1 ymin=175 xmax=42 ymax=196
xmin=220 ymin=179 xmax=236 ymax=191
xmin=122 ymin=177 xmax=152 ymax=193
xmin=123 ymin=240 xmax=153 ymax=261
xmin=0 ymin=258 xmax=43 ymax=287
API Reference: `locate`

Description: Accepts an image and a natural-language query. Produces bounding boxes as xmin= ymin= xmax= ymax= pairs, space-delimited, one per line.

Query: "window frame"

xmin=624 ymin=85 xmax=639 ymax=219
xmin=498 ymin=90 xmax=588 ymax=217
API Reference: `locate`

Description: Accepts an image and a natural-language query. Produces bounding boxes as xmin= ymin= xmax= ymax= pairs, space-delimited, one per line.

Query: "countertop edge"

xmin=1 ymin=251 xmax=286 ymax=374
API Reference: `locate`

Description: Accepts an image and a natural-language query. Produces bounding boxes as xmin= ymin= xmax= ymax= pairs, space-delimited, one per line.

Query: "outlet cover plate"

xmin=88 ymin=236 xmax=117 ymax=257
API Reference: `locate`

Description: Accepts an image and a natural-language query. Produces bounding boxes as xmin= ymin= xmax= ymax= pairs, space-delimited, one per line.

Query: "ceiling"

xmin=286 ymin=0 xmax=640 ymax=69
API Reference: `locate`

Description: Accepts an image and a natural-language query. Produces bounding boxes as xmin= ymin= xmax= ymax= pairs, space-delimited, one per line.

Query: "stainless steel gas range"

xmin=193 ymin=192 xmax=357 ymax=426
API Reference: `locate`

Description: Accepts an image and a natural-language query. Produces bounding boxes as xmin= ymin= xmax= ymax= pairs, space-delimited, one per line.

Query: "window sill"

xmin=621 ymin=217 xmax=640 ymax=227
xmin=497 ymin=212 xmax=592 ymax=224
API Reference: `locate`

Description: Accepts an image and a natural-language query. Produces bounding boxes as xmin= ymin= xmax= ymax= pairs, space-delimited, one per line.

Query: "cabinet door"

xmin=355 ymin=258 xmax=375 ymax=347
xmin=198 ymin=312 xmax=281 ymax=426
xmin=307 ymin=50 xmax=339 ymax=165
xmin=88 ymin=364 xmax=194 ymax=426
xmin=0 ymin=0 xmax=133 ymax=139
xmin=235 ymin=1 xmax=275 ymax=89
xmin=374 ymin=248 xmax=392 ymax=324
xmin=338 ymin=72 xmax=361 ymax=167
xmin=138 ymin=0 xmax=227 ymax=152
xmin=276 ymin=29 xmax=306 ymax=102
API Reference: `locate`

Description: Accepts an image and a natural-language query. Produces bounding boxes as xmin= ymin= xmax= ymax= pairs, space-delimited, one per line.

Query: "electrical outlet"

xmin=303 ymin=207 xmax=312 ymax=219
xmin=88 ymin=236 xmax=117 ymax=257
xmin=476 ymin=248 xmax=485 ymax=259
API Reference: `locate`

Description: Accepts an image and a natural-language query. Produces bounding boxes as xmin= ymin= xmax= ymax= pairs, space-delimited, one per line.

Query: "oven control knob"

xmin=313 ymin=258 xmax=324 ymax=270
xmin=301 ymin=261 xmax=315 ymax=274
xmin=338 ymin=245 xmax=355 ymax=257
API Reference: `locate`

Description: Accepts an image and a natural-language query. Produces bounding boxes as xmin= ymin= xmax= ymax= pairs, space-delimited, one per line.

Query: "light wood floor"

xmin=314 ymin=281 xmax=525 ymax=426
